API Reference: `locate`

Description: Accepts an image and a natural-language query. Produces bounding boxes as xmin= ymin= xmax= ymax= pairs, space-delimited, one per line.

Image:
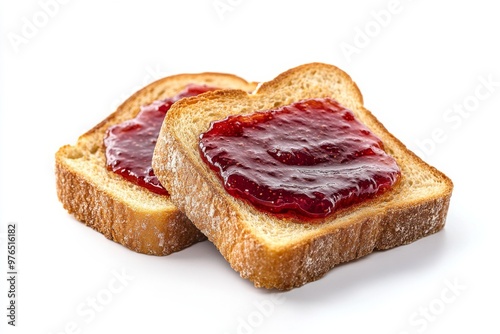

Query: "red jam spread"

xmin=104 ymin=84 xmax=218 ymax=195
xmin=199 ymin=98 xmax=401 ymax=220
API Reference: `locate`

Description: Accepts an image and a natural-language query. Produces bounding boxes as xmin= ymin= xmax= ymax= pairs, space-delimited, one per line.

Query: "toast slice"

xmin=152 ymin=63 xmax=453 ymax=289
xmin=55 ymin=72 xmax=257 ymax=255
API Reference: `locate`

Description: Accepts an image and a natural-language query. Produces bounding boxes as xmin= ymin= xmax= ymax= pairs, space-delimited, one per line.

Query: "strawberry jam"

xmin=199 ymin=98 xmax=401 ymax=220
xmin=104 ymin=84 xmax=218 ymax=195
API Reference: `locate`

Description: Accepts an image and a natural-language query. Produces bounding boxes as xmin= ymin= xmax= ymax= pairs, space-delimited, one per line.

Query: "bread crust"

xmin=153 ymin=63 xmax=453 ymax=287
xmin=55 ymin=72 xmax=257 ymax=255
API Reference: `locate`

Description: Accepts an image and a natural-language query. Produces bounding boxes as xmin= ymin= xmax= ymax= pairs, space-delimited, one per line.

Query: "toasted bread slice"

xmin=55 ymin=73 xmax=257 ymax=255
xmin=153 ymin=63 xmax=453 ymax=288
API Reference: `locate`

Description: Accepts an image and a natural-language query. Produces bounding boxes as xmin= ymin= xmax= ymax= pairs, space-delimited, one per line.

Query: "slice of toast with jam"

xmin=55 ymin=73 xmax=256 ymax=255
xmin=152 ymin=63 xmax=453 ymax=289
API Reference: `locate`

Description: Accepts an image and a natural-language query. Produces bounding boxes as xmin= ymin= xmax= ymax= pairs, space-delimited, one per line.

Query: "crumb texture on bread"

xmin=153 ymin=63 xmax=453 ymax=288
xmin=55 ymin=73 xmax=256 ymax=255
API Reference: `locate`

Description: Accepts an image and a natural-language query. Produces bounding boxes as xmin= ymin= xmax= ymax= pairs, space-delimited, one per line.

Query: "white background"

xmin=1 ymin=1 xmax=499 ymax=333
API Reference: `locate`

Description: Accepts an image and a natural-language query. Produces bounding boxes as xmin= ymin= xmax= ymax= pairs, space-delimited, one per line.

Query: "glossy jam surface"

xmin=199 ymin=98 xmax=401 ymax=219
xmin=105 ymin=84 xmax=218 ymax=195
